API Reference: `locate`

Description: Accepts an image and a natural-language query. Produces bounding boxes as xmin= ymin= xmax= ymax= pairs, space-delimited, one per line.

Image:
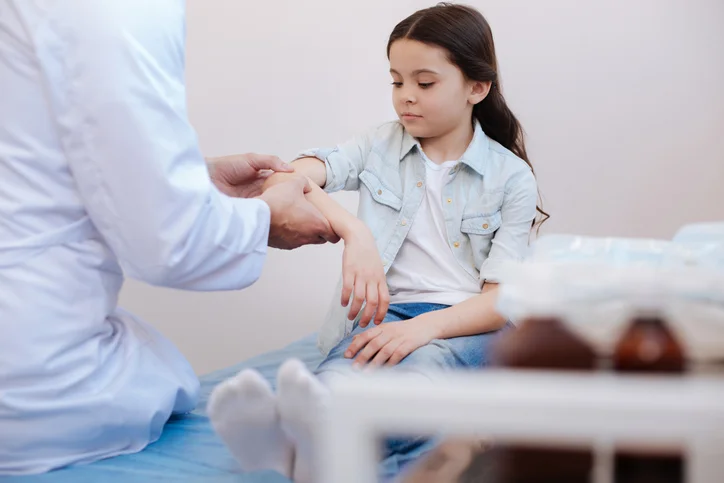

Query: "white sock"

xmin=207 ymin=369 xmax=293 ymax=477
xmin=277 ymin=359 xmax=329 ymax=483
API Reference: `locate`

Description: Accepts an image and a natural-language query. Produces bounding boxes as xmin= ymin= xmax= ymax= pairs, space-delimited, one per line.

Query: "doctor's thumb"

xmin=248 ymin=153 xmax=294 ymax=173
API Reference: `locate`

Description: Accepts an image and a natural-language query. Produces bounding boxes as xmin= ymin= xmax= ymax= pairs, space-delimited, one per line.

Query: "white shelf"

xmin=318 ymin=370 xmax=724 ymax=483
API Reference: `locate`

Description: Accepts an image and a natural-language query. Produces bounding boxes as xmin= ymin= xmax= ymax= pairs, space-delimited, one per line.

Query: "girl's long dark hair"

xmin=387 ymin=3 xmax=549 ymax=229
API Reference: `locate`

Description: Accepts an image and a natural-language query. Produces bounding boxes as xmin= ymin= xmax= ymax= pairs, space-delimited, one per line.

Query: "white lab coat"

xmin=0 ymin=0 xmax=270 ymax=474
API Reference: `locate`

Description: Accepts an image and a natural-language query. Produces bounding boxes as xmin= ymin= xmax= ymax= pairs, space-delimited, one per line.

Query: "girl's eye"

xmin=419 ymin=82 xmax=434 ymax=89
xmin=391 ymin=82 xmax=403 ymax=87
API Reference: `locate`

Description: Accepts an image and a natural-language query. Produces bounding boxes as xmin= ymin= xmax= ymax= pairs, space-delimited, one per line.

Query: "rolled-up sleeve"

xmin=296 ymin=129 xmax=375 ymax=193
xmin=52 ymin=0 xmax=269 ymax=291
xmin=480 ymin=168 xmax=538 ymax=283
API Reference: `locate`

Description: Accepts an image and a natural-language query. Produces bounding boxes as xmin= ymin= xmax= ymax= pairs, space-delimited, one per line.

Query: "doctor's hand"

xmin=258 ymin=176 xmax=340 ymax=250
xmin=206 ymin=153 xmax=293 ymax=198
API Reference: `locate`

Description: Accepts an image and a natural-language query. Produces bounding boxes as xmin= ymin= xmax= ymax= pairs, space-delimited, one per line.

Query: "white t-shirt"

xmin=386 ymin=155 xmax=481 ymax=306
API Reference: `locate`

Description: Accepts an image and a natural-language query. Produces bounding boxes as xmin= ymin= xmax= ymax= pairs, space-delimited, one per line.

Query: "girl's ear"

xmin=469 ymin=80 xmax=492 ymax=106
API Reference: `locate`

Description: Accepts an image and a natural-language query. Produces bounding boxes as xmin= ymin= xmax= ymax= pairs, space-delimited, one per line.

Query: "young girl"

xmin=208 ymin=3 xmax=545 ymax=482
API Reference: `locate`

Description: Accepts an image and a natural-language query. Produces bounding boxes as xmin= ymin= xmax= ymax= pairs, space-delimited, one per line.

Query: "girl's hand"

xmin=341 ymin=222 xmax=390 ymax=328
xmin=344 ymin=315 xmax=440 ymax=367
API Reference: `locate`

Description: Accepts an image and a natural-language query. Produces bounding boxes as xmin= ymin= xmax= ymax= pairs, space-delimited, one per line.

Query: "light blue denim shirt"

xmin=299 ymin=120 xmax=538 ymax=354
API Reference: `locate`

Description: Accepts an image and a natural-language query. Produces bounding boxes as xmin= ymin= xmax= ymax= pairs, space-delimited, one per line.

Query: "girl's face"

xmin=389 ymin=39 xmax=488 ymax=139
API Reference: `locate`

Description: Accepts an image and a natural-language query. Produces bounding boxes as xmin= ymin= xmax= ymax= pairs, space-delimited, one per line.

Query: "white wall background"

xmin=119 ymin=0 xmax=724 ymax=375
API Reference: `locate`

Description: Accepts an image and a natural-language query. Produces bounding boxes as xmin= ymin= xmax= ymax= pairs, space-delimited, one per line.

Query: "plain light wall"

xmin=119 ymin=0 xmax=724 ymax=374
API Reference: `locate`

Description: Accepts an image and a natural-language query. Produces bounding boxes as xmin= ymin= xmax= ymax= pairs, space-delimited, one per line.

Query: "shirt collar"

xmin=399 ymin=120 xmax=489 ymax=177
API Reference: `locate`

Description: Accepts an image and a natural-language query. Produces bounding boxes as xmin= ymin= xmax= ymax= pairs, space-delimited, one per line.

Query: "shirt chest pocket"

xmin=359 ymin=170 xmax=403 ymax=211
xmin=460 ymin=211 xmax=502 ymax=270
xmin=357 ymin=169 xmax=404 ymax=250
xmin=460 ymin=211 xmax=502 ymax=236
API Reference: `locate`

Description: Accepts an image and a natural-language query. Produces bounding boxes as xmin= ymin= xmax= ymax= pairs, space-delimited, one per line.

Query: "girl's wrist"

xmin=419 ymin=310 xmax=451 ymax=340
xmin=338 ymin=218 xmax=370 ymax=241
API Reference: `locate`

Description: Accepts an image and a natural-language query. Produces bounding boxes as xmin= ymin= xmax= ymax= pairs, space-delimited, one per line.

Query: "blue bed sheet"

xmin=1 ymin=334 xmax=324 ymax=483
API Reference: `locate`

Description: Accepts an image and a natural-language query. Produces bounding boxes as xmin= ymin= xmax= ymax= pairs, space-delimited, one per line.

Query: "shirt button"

xmin=377 ymin=189 xmax=383 ymax=195
xmin=453 ymin=242 xmax=460 ymax=248
xmin=417 ymin=181 xmax=423 ymax=188
xmin=483 ymin=223 xmax=489 ymax=229
xmin=447 ymin=198 xmax=452 ymax=203
xmin=401 ymin=220 xmax=407 ymax=226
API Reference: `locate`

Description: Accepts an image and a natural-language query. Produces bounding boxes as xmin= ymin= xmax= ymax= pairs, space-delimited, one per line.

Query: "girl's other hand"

xmin=344 ymin=316 xmax=438 ymax=367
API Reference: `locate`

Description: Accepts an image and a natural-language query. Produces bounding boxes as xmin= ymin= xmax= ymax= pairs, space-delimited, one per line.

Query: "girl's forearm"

xmin=426 ymin=285 xmax=506 ymax=339
xmin=290 ymin=157 xmax=328 ymax=187
xmin=262 ymin=159 xmax=364 ymax=240
xmin=303 ymin=181 xmax=364 ymax=240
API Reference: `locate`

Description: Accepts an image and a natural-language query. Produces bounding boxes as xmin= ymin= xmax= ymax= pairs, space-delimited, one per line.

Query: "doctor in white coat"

xmin=0 ymin=0 xmax=338 ymax=475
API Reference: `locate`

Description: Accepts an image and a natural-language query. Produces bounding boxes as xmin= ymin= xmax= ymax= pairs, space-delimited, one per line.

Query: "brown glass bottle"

xmin=490 ymin=316 xmax=597 ymax=483
xmin=613 ymin=314 xmax=686 ymax=483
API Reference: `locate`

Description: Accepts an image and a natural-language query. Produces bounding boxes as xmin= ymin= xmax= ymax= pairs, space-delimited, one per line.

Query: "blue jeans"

xmin=315 ymin=303 xmax=511 ymax=480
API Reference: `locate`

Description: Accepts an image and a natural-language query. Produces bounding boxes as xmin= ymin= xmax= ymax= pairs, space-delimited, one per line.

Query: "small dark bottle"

xmin=613 ymin=311 xmax=686 ymax=483
xmin=490 ymin=315 xmax=597 ymax=483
